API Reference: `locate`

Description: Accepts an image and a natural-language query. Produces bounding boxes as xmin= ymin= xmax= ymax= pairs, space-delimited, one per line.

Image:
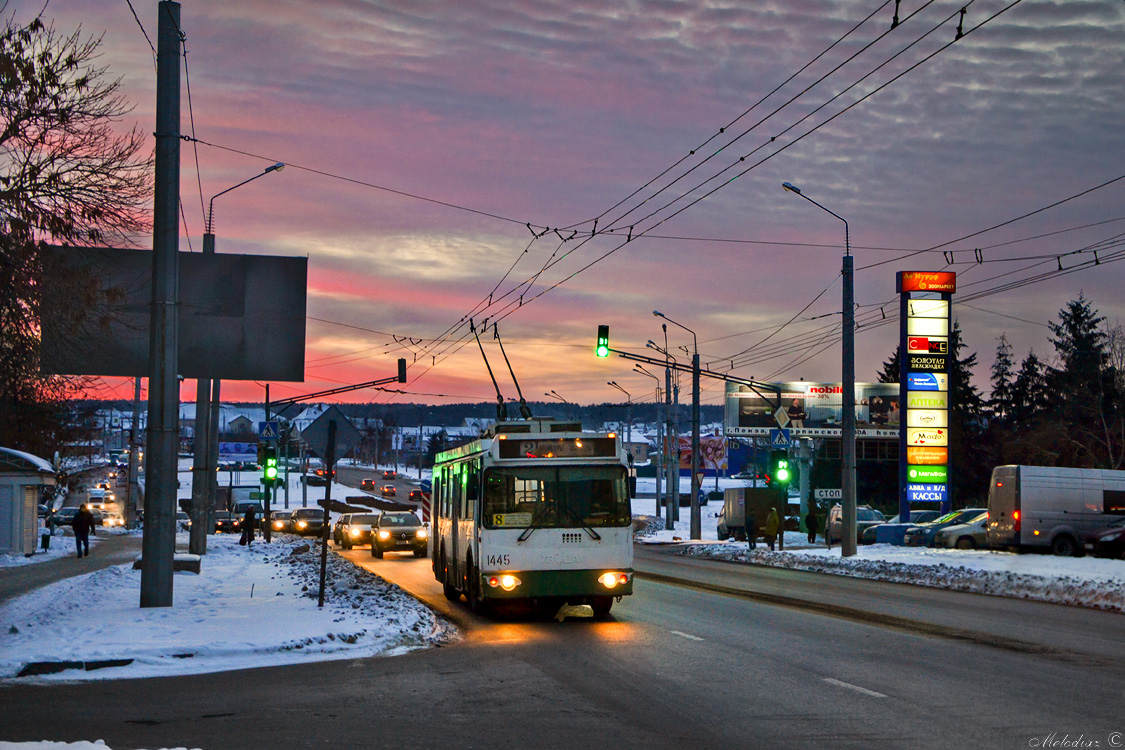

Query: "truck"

xmin=716 ymin=487 xmax=785 ymax=543
xmin=985 ymin=465 xmax=1125 ymax=556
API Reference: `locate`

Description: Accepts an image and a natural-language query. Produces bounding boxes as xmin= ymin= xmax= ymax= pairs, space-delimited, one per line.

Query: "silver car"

xmin=932 ymin=511 xmax=989 ymax=549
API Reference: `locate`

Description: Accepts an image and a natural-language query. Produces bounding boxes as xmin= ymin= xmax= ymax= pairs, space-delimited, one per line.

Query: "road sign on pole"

xmin=258 ymin=420 xmax=279 ymax=441
xmin=770 ymin=428 xmax=792 ymax=450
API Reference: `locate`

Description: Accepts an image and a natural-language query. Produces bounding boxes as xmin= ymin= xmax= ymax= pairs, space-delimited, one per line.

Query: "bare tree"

xmin=1 ymin=9 xmax=152 ymax=456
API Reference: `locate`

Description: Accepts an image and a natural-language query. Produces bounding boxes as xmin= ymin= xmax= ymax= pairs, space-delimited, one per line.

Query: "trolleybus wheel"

xmin=591 ymin=596 xmax=613 ymax=618
xmin=467 ymin=563 xmax=487 ymax=614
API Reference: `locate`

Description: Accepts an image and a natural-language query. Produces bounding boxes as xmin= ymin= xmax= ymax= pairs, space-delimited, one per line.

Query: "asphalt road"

xmin=3 ymin=541 xmax=1123 ymax=749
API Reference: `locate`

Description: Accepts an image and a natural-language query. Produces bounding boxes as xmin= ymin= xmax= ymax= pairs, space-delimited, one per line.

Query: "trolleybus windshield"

xmin=483 ymin=465 xmax=629 ymax=529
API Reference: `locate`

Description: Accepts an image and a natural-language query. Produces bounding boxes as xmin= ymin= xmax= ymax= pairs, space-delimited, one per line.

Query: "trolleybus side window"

xmin=465 ymin=460 xmax=479 ymax=521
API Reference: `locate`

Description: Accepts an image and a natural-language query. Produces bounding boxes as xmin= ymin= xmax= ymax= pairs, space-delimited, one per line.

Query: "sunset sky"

xmin=31 ymin=0 xmax=1125 ymax=409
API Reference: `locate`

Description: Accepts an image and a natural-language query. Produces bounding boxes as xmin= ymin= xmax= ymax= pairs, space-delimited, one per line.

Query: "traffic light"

xmin=262 ymin=446 xmax=278 ymax=487
xmin=771 ymin=451 xmax=791 ymax=486
xmin=596 ymin=325 xmax=610 ymax=358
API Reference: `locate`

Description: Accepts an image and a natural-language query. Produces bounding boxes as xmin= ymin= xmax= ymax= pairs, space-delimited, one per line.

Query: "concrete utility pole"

xmin=125 ymin=377 xmax=142 ymax=528
xmin=141 ymin=0 xmax=181 ymax=608
xmin=783 ymin=182 xmax=856 ymax=556
xmin=664 ymin=350 xmax=676 ymax=531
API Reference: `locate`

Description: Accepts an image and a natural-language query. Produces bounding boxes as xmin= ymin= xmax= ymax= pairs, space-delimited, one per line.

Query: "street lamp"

xmin=189 ymin=162 xmax=285 ymax=557
xmin=782 ymin=181 xmax=856 ymax=557
xmin=653 ymin=310 xmax=702 ymax=540
xmin=607 ymin=381 xmax=633 ymax=461
xmin=544 ymin=390 xmax=570 ymax=404
xmin=634 ymin=364 xmax=664 ymax=517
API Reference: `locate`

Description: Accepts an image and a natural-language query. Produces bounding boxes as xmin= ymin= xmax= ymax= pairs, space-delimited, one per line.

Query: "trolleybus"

xmin=431 ymin=418 xmax=633 ymax=616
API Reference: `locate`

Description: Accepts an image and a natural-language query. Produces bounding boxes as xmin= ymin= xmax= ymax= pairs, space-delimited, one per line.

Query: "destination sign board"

xmin=498 ymin=437 xmax=617 ymax=459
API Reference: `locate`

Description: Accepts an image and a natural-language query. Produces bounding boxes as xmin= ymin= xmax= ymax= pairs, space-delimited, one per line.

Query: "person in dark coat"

xmin=71 ymin=504 xmax=96 ymax=558
xmin=744 ymin=505 xmax=758 ymax=550
xmin=764 ymin=508 xmax=780 ymax=551
xmin=805 ymin=504 xmax=818 ymax=545
xmin=241 ymin=506 xmax=257 ymax=546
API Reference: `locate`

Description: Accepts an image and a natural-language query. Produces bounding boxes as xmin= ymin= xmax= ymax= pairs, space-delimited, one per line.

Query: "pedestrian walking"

xmin=805 ymin=504 xmax=818 ymax=545
xmin=240 ymin=506 xmax=257 ymax=547
xmin=764 ymin=507 xmax=780 ymax=551
xmin=71 ymin=504 xmax=96 ymax=558
xmin=744 ymin=505 xmax=758 ymax=550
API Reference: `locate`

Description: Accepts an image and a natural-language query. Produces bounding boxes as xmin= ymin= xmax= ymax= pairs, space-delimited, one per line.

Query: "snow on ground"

xmin=631 ymin=479 xmax=1125 ymax=612
xmin=0 ymin=530 xmax=456 ymax=682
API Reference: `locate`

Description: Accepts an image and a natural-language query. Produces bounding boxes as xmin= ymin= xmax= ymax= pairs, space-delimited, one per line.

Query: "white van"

xmin=985 ymin=465 xmax=1125 ymax=556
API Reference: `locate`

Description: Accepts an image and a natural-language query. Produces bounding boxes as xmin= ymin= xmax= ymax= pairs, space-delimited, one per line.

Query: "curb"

xmin=17 ymin=658 xmax=135 ymax=678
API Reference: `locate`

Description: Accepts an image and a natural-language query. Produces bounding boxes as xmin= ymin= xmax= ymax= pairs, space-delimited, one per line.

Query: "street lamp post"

xmin=634 ymin=364 xmax=664 ymax=517
xmin=189 ymin=162 xmax=284 ymax=556
xmin=654 ymin=311 xmax=701 ymax=540
xmin=782 ymin=181 xmax=856 ymax=557
xmin=648 ymin=336 xmax=678 ymax=529
xmin=607 ymin=380 xmax=633 ymax=465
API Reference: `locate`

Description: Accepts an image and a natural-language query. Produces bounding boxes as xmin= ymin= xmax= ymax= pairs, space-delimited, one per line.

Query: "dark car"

xmin=902 ymin=508 xmax=988 ymax=547
xmin=335 ymin=513 xmax=379 ymax=549
xmin=46 ymin=507 xmax=80 ymax=531
xmin=360 ymin=478 xmax=377 ymax=492
xmin=860 ymin=509 xmax=942 ymax=544
xmin=291 ymin=507 xmax=327 ymax=536
xmin=382 ymin=470 xmax=396 ymax=480
xmin=408 ymin=489 xmax=424 ymax=502
xmin=269 ymin=510 xmax=293 ymax=534
xmin=214 ymin=510 xmax=240 ymax=534
xmin=1084 ymin=517 xmax=1125 ymax=559
xmin=381 ymin=484 xmax=397 ymax=497
xmin=370 ymin=511 xmax=428 ymax=558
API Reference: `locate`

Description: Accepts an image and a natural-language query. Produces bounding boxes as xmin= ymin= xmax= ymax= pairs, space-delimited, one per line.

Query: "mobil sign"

xmin=908 ymin=484 xmax=948 ymax=503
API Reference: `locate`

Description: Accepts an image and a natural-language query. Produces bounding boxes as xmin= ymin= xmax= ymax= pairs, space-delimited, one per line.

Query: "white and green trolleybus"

xmin=431 ymin=418 xmax=633 ymax=616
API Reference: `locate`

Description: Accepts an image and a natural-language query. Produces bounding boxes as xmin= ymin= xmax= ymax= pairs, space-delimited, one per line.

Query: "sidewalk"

xmin=0 ymin=533 xmax=143 ymax=605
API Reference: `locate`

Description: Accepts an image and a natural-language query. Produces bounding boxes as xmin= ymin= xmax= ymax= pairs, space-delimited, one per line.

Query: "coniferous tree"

xmin=877 ymin=346 xmax=900 ymax=384
xmin=989 ymin=334 xmax=1015 ymax=425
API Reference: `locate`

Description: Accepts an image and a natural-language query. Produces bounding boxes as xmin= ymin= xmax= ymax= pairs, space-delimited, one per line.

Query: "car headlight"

xmin=273 ymin=521 xmax=284 ymax=530
xmin=297 ymin=521 xmax=307 ymax=529
xmin=416 ymin=528 xmax=428 ymax=539
xmin=349 ymin=527 xmax=361 ymax=537
xmin=378 ymin=530 xmax=391 ymax=540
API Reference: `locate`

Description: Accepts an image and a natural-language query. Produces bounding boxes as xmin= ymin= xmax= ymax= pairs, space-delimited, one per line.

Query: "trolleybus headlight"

xmin=378 ymin=530 xmax=391 ymax=540
xmin=488 ymin=574 xmax=521 ymax=591
xmin=416 ymin=528 xmax=428 ymax=539
xmin=598 ymin=572 xmax=630 ymax=589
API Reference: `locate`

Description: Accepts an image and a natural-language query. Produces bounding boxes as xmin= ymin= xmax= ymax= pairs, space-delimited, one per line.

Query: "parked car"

xmin=175 ymin=512 xmax=192 ymax=531
xmin=1084 ymin=517 xmax=1125 ymax=559
xmin=381 ymin=485 xmax=397 ymax=497
xmin=932 ymin=511 xmax=990 ymax=549
xmin=360 ymin=478 xmax=377 ymax=492
xmin=335 ymin=513 xmax=379 ymax=549
xmin=826 ymin=504 xmax=886 ymax=546
xmin=214 ymin=510 xmax=240 ymax=534
xmin=46 ymin=507 xmax=79 ymax=531
xmin=303 ymin=473 xmax=327 ymax=487
xmin=408 ymin=489 xmax=424 ymax=502
xmin=860 ymin=509 xmax=942 ymax=544
xmin=291 ymin=507 xmax=327 ymax=536
xmin=269 ymin=510 xmax=293 ymax=534
xmin=370 ymin=511 xmax=428 ymax=558
xmin=903 ymin=508 xmax=988 ymax=547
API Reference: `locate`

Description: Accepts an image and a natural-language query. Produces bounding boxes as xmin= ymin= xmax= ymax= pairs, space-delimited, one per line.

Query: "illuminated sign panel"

xmin=907 ymin=392 xmax=948 ymax=409
xmin=908 ymin=354 xmax=948 ymax=372
xmin=907 ymin=483 xmax=949 ymax=503
xmin=907 ymin=428 xmax=948 ymax=447
xmin=907 ymin=446 xmax=948 ymax=464
xmin=907 ymin=317 xmax=949 ymax=337
xmin=907 ymin=465 xmax=948 ymax=483
xmin=907 ymin=373 xmax=948 ymax=391
xmin=898 ymin=271 xmax=957 ymax=293
xmin=907 ymin=409 xmax=947 ymax=428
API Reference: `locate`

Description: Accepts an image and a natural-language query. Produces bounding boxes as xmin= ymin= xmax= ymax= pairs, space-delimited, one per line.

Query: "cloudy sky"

xmin=31 ymin=0 xmax=1125 ymax=408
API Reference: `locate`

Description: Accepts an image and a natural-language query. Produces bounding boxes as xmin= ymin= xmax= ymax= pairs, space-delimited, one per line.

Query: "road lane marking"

xmin=670 ymin=630 xmax=704 ymax=641
xmin=822 ymin=678 xmax=886 ymax=698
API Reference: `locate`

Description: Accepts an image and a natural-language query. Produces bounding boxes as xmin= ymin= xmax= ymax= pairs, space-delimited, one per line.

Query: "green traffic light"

xmin=775 ymin=458 xmax=790 ymax=483
xmin=596 ymin=325 xmax=610 ymax=358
